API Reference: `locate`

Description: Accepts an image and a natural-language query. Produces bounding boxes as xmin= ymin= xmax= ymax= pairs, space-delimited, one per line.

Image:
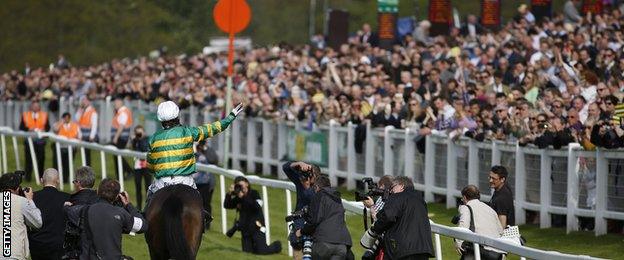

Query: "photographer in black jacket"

xmin=283 ymin=161 xmax=320 ymax=258
xmin=223 ymin=176 xmax=281 ymax=255
xmin=296 ymin=175 xmax=352 ymax=260
xmin=361 ymin=176 xmax=434 ymax=260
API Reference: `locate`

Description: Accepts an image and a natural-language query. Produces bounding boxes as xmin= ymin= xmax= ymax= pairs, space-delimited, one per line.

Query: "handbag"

xmin=460 ymin=205 xmax=503 ymax=260
xmin=500 ymin=225 xmax=525 ymax=245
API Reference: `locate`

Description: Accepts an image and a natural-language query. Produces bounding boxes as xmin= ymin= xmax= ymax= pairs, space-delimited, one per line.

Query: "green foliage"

xmin=1 ymin=0 xmax=570 ymax=72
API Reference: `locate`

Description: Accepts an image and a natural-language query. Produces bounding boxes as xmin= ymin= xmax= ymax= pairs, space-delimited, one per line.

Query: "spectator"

xmin=488 ymin=166 xmax=515 ymax=228
xmin=28 ymin=168 xmax=70 ymax=260
xmin=454 ymin=185 xmax=504 ymax=260
xmin=131 ymin=125 xmax=151 ymax=209
xmin=192 ymin=140 xmax=218 ymax=229
xmin=362 ymin=176 xmax=434 ymax=260
xmin=19 ymin=101 xmax=49 ymax=181
xmin=223 ymin=176 xmax=282 ymax=255
xmin=296 ymin=175 xmax=353 ymax=259
xmin=0 ymin=172 xmax=42 ymax=260
xmin=564 ymin=0 xmax=583 ymax=25
xmin=62 ymin=166 xmax=98 ymax=258
xmin=75 ymin=179 xmax=147 ymax=260
xmin=52 ymin=112 xmax=81 ymax=183
xmin=68 ymin=166 xmax=98 ymax=205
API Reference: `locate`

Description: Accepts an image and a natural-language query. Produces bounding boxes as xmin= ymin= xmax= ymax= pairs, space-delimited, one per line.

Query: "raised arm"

xmin=192 ymin=104 xmax=244 ymax=142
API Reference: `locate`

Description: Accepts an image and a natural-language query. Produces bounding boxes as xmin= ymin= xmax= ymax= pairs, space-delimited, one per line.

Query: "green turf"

xmin=2 ymin=137 xmax=623 ymax=259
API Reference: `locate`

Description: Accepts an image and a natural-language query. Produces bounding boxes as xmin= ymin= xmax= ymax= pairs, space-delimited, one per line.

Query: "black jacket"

xmin=28 ymin=186 xmax=70 ymax=253
xmin=223 ymin=189 xmax=265 ymax=235
xmin=372 ymin=188 xmax=434 ymax=259
xmin=301 ymin=187 xmax=352 ymax=246
xmin=69 ymin=189 xmax=98 ymax=205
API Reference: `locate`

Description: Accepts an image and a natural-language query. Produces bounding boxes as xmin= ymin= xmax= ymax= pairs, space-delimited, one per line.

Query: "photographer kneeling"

xmin=223 ymin=176 xmax=281 ymax=255
xmin=295 ymin=175 xmax=353 ymax=260
xmin=361 ymin=176 xmax=434 ymax=260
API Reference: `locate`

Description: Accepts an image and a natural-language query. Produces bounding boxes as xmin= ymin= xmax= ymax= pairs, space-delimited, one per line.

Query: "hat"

xmin=312 ymin=93 xmax=325 ymax=103
xmin=157 ymin=101 xmax=180 ymax=122
xmin=518 ymin=4 xmax=528 ymax=13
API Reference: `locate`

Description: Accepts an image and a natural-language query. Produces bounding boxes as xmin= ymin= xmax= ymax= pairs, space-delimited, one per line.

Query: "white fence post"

xmin=328 ymin=120 xmax=338 ymax=186
xmin=0 ymin=134 xmax=7 ymax=173
xmin=383 ymin=126 xmax=394 ymax=177
xmin=277 ymin=123 xmax=287 ymax=179
xmin=55 ymin=141 xmax=63 ymax=188
xmin=514 ymin=144 xmax=527 ymax=225
xmin=365 ymin=122 xmax=375 ymax=178
xmin=262 ymin=185 xmax=270 ymax=245
xmin=467 ymin=140 xmax=478 ymax=186
xmin=594 ymin=149 xmax=608 ymax=236
xmin=566 ymin=144 xmax=581 ymax=234
xmin=346 ymin=122 xmax=356 ymax=189
xmin=117 ymin=155 xmax=124 ymax=191
xmin=424 ymin=135 xmax=435 ymax=202
xmin=12 ymin=136 xmax=20 ymax=170
xmin=68 ymin=145 xmax=75 ymax=191
xmin=434 ymin=233 xmax=442 ymax=260
xmin=262 ymin=120 xmax=272 ymax=175
xmin=286 ymin=189 xmax=293 ymax=257
xmin=491 ymin=141 xmax=501 ymax=166
xmin=539 ymin=149 xmax=552 ymax=228
xmin=28 ymin=137 xmax=41 ymax=185
xmin=446 ymin=137 xmax=457 ymax=209
xmin=220 ymin=175 xmax=228 ymax=235
xmin=80 ymin=147 xmax=87 ymax=167
xmin=100 ymin=151 xmax=107 ymax=179
xmin=246 ymin=119 xmax=256 ymax=173
xmin=404 ymin=128 xmax=415 ymax=183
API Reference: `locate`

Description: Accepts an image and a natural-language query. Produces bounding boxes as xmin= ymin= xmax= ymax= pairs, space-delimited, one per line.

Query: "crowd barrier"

xmin=0 ymin=127 xmax=604 ymax=260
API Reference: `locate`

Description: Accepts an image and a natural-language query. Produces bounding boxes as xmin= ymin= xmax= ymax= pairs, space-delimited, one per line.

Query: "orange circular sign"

xmin=213 ymin=0 xmax=251 ymax=34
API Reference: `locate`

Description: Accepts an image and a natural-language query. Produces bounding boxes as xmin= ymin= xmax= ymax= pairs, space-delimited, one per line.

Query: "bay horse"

xmin=145 ymin=184 xmax=204 ymax=260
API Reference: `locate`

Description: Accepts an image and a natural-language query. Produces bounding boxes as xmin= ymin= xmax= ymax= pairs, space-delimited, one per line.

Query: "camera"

xmin=233 ymin=184 xmax=243 ymax=195
xmin=355 ymin=178 xmax=389 ymax=202
xmin=226 ymin=221 xmax=240 ymax=238
xmin=285 ymin=207 xmax=308 ymax=222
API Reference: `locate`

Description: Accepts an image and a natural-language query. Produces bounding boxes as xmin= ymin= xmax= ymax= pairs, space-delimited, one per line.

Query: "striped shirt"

xmin=147 ymin=113 xmax=235 ymax=179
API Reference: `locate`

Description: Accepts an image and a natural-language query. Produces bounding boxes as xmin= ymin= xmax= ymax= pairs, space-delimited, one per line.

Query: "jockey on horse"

xmin=145 ymin=100 xmax=243 ymax=213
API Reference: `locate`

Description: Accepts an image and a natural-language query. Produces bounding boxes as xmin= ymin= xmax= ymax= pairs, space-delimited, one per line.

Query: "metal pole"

xmin=80 ymin=147 xmax=87 ymax=167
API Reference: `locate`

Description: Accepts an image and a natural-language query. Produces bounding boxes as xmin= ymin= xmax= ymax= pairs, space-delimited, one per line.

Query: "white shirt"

xmin=456 ymin=199 xmax=504 ymax=252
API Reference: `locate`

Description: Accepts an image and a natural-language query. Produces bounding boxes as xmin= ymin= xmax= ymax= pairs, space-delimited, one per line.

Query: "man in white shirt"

xmin=0 ymin=172 xmax=43 ymax=260
xmin=455 ymin=185 xmax=504 ymax=259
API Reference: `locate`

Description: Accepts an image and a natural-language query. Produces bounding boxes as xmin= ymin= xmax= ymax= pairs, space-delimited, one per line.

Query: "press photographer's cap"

xmin=157 ymin=101 xmax=180 ymax=122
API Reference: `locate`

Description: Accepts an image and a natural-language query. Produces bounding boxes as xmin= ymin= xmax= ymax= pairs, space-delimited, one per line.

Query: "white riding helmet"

xmin=157 ymin=101 xmax=180 ymax=122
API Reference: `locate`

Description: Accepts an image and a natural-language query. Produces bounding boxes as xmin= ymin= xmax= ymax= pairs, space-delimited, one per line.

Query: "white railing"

xmin=0 ymin=127 xmax=604 ymax=260
xmin=1 ymin=100 xmax=624 ymax=237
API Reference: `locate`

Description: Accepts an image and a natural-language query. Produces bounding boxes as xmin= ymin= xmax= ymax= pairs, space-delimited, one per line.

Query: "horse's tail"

xmin=162 ymin=195 xmax=192 ymax=260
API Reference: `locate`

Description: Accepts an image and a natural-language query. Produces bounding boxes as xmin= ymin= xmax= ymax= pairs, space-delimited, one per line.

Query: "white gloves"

xmin=231 ymin=103 xmax=244 ymax=116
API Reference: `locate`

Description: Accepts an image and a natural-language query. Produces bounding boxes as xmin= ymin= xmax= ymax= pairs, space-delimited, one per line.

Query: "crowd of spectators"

xmin=1 ymin=1 xmax=624 ymax=149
